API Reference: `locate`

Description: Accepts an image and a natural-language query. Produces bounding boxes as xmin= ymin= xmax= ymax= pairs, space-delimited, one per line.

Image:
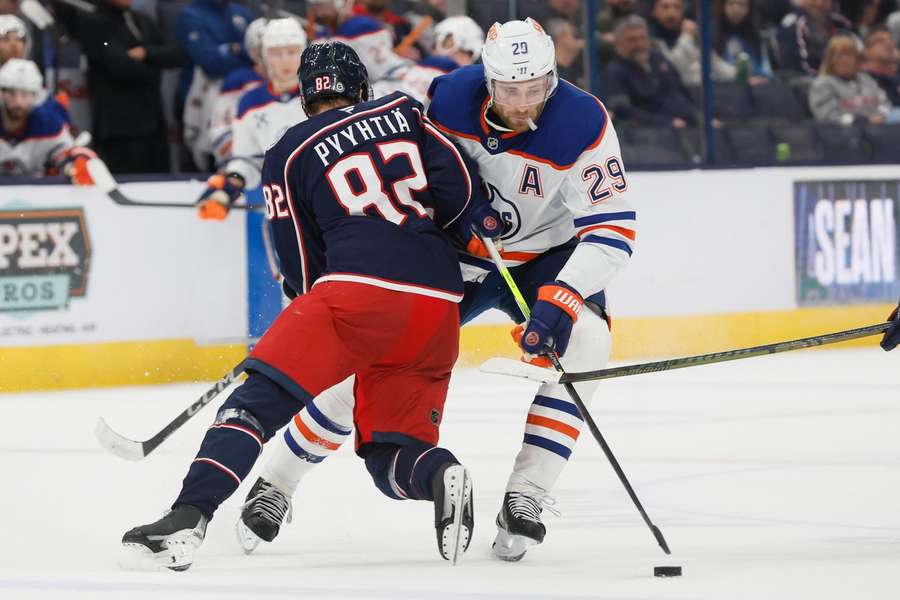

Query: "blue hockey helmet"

xmin=299 ymin=41 xmax=371 ymax=115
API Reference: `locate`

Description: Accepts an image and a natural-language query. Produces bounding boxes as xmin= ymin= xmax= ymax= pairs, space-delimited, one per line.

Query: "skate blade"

xmin=119 ymin=542 xmax=194 ymax=572
xmin=236 ymin=519 xmax=262 ymax=555
xmin=439 ymin=465 xmax=473 ymax=566
xmin=492 ymin=528 xmax=537 ymax=562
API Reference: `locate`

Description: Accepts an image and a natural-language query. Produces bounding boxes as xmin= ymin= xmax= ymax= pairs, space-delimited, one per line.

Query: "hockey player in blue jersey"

xmin=120 ymin=41 xmax=504 ymax=570
xmin=238 ymin=17 xmax=637 ymax=563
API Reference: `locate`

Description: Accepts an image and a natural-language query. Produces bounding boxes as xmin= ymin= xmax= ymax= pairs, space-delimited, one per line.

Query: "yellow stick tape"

xmin=1 ymin=340 xmax=246 ymax=392
xmin=455 ymin=304 xmax=896 ymax=366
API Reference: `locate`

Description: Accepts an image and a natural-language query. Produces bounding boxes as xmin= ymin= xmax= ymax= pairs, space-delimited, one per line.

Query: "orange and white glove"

xmin=61 ymin=147 xmax=97 ymax=186
xmin=197 ymin=173 xmax=244 ymax=220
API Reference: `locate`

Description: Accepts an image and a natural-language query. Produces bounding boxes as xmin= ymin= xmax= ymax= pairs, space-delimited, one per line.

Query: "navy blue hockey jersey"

xmin=260 ymin=92 xmax=482 ymax=301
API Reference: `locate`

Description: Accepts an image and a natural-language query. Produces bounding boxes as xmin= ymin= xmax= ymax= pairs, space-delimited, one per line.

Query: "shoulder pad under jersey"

xmin=425 ymin=64 xmax=487 ymax=139
xmin=236 ymin=84 xmax=276 ymax=120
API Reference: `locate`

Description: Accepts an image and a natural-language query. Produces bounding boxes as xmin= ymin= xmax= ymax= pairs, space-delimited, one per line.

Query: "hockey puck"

xmin=654 ymin=566 xmax=682 ymax=577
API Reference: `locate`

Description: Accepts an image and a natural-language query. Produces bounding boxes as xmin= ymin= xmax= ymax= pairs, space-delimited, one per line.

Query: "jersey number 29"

xmin=325 ymin=140 xmax=429 ymax=225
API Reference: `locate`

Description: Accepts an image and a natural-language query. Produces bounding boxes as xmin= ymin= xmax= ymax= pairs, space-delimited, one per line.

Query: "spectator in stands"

xmin=547 ymin=18 xmax=585 ymax=87
xmin=0 ymin=15 xmax=26 ymax=64
xmin=79 ymin=0 xmax=186 ymax=173
xmin=597 ymin=0 xmax=641 ymax=64
xmin=176 ymin=0 xmax=253 ymax=169
xmin=809 ymin=34 xmax=895 ymax=125
xmin=862 ymin=28 xmax=900 ymax=106
xmin=603 ymin=15 xmax=698 ymax=127
xmin=777 ymin=0 xmax=854 ymax=75
xmin=649 ymin=0 xmax=738 ymax=84
xmin=714 ymin=0 xmax=774 ymax=83
xmin=758 ymin=0 xmax=792 ymax=27
xmin=531 ymin=0 xmax=582 ymax=28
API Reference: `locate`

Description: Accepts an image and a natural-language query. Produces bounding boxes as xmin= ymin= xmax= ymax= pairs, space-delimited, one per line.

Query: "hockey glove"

xmin=882 ymin=305 xmax=900 ymax=351
xmin=198 ymin=173 xmax=244 ymax=220
xmin=455 ymin=202 xmax=505 ymax=258
xmin=518 ymin=281 xmax=583 ymax=358
xmin=60 ymin=147 xmax=97 ymax=186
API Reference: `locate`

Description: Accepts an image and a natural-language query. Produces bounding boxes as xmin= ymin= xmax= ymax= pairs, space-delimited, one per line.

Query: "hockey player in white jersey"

xmin=237 ymin=17 xmax=635 ymax=562
xmin=370 ymin=16 xmax=483 ymax=102
xmin=0 ymin=58 xmax=93 ymax=182
xmin=197 ymin=18 xmax=306 ymax=220
xmin=207 ymin=17 xmax=268 ymax=165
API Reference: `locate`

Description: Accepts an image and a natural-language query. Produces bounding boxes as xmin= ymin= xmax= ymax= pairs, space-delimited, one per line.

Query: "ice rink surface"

xmin=3 ymin=347 xmax=899 ymax=599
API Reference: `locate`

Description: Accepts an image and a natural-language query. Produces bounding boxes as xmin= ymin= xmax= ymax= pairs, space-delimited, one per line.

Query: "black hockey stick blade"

xmin=95 ymin=361 xmax=246 ymax=461
xmin=652 ymin=524 xmax=670 ymax=555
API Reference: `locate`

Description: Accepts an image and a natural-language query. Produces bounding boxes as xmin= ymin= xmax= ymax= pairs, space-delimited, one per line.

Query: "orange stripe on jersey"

xmin=527 ymin=414 xmax=581 ymax=440
xmin=293 ymin=414 xmax=341 ymax=451
xmin=500 ymin=249 xmax=541 ymax=262
xmin=577 ymin=224 xmax=636 ymax=241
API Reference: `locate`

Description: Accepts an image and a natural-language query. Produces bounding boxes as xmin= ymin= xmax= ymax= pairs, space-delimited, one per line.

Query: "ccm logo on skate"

xmin=0 ymin=208 xmax=92 ymax=313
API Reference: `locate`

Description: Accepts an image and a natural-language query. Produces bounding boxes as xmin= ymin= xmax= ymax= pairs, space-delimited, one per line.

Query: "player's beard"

xmin=1 ymin=104 xmax=28 ymax=127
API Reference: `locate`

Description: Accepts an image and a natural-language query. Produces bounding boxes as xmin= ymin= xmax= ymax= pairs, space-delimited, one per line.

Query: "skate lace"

xmin=508 ymin=492 xmax=561 ymax=522
xmin=244 ymin=481 xmax=293 ymax=526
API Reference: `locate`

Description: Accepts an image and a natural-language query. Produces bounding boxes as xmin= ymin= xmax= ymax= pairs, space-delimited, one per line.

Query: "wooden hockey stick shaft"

xmin=480 ymin=236 xmax=671 ymax=555
xmin=395 ymin=15 xmax=432 ymax=53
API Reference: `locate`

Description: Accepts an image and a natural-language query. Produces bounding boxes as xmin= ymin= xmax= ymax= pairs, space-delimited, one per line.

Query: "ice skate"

xmin=492 ymin=492 xmax=557 ymax=562
xmin=121 ymin=505 xmax=207 ymax=571
xmin=432 ymin=463 xmax=473 ymax=564
xmin=236 ymin=477 xmax=293 ymax=554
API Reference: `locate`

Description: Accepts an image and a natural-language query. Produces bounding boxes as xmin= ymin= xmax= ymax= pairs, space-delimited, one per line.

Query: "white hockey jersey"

xmin=372 ymin=55 xmax=458 ymax=102
xmin=426 ymin=65 xmax=635 ymax=300
xmin=226 ymin=83 xmax=305 ymax=189
xmin=0 ymin=98 xmax=73 ymax=176
xmin=207 ymin=67 xmax=264 ymax=166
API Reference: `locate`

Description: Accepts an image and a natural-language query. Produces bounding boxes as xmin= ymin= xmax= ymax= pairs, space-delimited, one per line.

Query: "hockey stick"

xmin=85 ymin=158 xmax=259 ymax=211
xmin=481 ymin=319 xmax=894 ymax=386
xmin=94 ymin=361 xmax=246 ymax=461
xmin=480 ymin=237 xmax=671 ymax=555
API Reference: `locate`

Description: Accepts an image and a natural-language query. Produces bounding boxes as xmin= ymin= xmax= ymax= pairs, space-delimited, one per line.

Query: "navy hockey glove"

xmin=198 ymin=173 xmax=244 ymax=220
xmin=519 ymin=281 xmax=584 ymax=358
xmin=882 ymin=305 xmax=900 ymax=351
xmin=455 ymin=202 xmax=504 ymax=257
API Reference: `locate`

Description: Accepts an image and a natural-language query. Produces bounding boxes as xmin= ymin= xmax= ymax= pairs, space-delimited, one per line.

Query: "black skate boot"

xmin=432 ymin=463 xmax=474 ymax=564
xmin=121 ymin=505 xmax=208 ymax=571
xmin=236 ymin=477 xmax=293 ymax=554
xmin=492 ymin=491 xmax=556 ymax=562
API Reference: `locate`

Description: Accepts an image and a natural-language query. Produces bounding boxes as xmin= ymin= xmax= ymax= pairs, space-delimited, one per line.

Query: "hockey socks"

xmin=174 ymin=372 xmax=306 ymax=518
xmin=362 ymin=441 xmax=459 ymax=501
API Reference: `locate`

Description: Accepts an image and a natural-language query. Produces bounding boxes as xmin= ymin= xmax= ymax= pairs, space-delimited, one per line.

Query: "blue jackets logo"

xmin=0 ymin=208 xmax=92 ymax=312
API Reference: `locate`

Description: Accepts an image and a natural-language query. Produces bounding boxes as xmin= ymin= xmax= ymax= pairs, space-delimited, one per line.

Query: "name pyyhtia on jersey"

xmin=261 ymin=92 xmax=484 ymax=302
xmin=426 ymin=65 xmax=636 ymax=301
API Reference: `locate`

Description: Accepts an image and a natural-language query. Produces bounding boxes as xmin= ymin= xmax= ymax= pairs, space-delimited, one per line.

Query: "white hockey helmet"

xmin=481 ymin=18 xmax=558 ymax=104
xmin=433 ymin=16 xmax=484 ymax=58
xmin=244 ymin=17 xmax=268 ymax=56
xmin=0 ymin=58 xmax=42 ymax=94
xmin=0 ymin=14 xmax=28 ymax=40
xmin=261 ymin=17 xmax=308 ymax=54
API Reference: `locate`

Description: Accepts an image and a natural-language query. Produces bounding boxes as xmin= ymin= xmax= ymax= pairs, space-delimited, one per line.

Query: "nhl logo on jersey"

xmin=430 ymin=408 xmax=441 ymax=425
xmin=487 ymin=136 xmax=499 ymax=150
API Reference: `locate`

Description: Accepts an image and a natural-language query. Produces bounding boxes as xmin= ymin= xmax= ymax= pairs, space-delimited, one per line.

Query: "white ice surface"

xmin=2 ymin=348 xmax=900 ymax=599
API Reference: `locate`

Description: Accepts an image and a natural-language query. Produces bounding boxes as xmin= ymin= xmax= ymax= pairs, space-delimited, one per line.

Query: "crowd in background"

xmin=2 ymin=0 xmax=900 ymax=176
